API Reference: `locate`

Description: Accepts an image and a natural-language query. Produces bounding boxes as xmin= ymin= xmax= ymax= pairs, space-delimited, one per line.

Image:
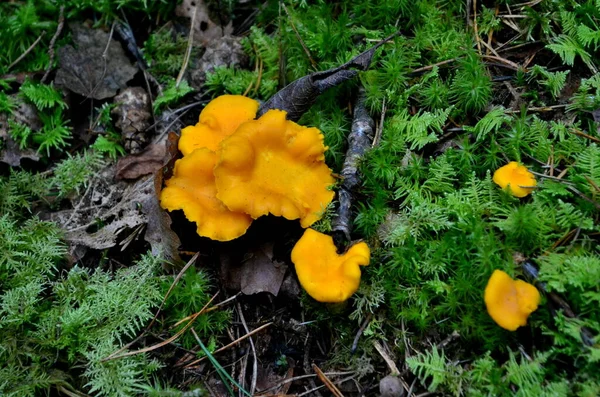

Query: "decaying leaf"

xmin=176 ymin=0 xmax=233 ymax=46
xmin=220 ymin=242 xmax=287 ymax=296
xmin=112 ymin=87 xmax=152 ymax=153
xmin=116 ymin=144 xmax=167 ymax=180
xmin=55 ymin=23 xmax=138 ymax=100
xmin=51 ymin=166 xmax=181 ymax=263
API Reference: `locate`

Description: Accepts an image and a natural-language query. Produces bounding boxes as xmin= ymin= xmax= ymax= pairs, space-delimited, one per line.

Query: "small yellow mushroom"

xmin=493 ymin=162 xmax=537 ymax=198
xmin=484 ymin=269 xmax=541 ymax=331
xmin=291 ymin=229 xmax=370 ymax=303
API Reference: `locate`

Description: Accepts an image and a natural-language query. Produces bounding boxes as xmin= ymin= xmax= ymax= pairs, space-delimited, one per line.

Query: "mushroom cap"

xmin=291 ymin=228 xmax=370 ymax=303
xmin=159 ymin=148 xmax=252 ymax=241
xmin=493 ymin=162 xmax=537 ymax=198
xmin=214 ymin=109 xmax=335 ymax=227
xmin=178 ymin=95 xmax=259 ymax=155
xmin=484 ymin=269 xmax=541 ymax=331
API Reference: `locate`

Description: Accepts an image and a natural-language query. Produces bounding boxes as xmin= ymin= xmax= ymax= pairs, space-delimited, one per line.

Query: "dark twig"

xmin=41 ymin=6 xmax=65 ymax=83
xmin=258 ymin=31 xmax=399 ymax=121
xmin=521 ymin=260 xmax=595 ymax=346
xmin=351 ymin=313 xmax=372 ymax=353
xmin=332 ymin=87 xmax=374 ymax=250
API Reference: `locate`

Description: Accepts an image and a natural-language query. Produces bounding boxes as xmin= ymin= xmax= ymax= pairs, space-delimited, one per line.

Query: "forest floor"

xmin=1 ymin=0 xmax=600 ymax=396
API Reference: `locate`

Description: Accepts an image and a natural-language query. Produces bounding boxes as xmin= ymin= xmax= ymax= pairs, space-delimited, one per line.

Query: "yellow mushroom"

xmin=178 ymin=95 xmax=259 ymax=155
xmin=484 ymin=269 xmax=541 ymax=331
xmin=493 ymin=162 xmax=537 ymax=198
xmin=159 ymin=148 xmax=252 ymax=241
xmin=214 ymin=109 xmax=335 ymax=227
xmin=291 ymin=228 xmax=370 ymax=303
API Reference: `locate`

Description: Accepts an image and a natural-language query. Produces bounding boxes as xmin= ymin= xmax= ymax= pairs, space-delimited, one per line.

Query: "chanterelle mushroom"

xmin=484 ymin=269 xmax=540 ymax=331
xmin=159 ymin=148 xmax=252 ymax=241
xmin=214 ymin=109 xmax=335 ymax=227
xmin=178 ymin=95 xmax=259 ymax=155
xmin=291 ymin=228 xmax=370 ymax=303
xmin=493 ymin=162 xmax=537 ymax=198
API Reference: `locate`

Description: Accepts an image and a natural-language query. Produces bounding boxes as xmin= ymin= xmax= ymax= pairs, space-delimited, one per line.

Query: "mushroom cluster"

xmin=161 ymin=96 xmax=369 ymax=302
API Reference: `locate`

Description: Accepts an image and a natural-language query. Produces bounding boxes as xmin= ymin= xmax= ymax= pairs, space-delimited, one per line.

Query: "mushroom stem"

xmin=332 ymin=87 xmax=374 ymax=251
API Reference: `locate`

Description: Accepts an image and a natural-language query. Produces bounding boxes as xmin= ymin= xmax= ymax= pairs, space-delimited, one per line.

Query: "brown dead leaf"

xmin=55 ymin=23 xmax=138 ymax=100
xmin=51 ymin=166 xmax=181 ymax=263
xmin=220 ymin=242 xmax=287 ymax=296
xmin=176 ymin=0 xmax=233 ymax=47
xmin=116 ymin=144 xmax=167 ymax=180
xmin=112 ymin=87 xmax=152 ymax=153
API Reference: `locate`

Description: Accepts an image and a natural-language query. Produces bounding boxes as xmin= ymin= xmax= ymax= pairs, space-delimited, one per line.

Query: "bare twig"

xmin=332 ymin=87 xmax=374 ymax=248
xmin=184 ymin=322 xmax=272 ymax=367
xmin=104 ymin=290 xmax=218 ymax=361
xmin=9 ymin=32 xmax=46 ymax=70
xmin=351 ymin=313 xmax=372 ymax=353
xmin=41 ymin=6 xmax=65 ymax=83
xmin=313 ymin=364 xmax=345 ymax=397
xmin=236 ymin=303 xmax=258 ymax=396
xmin=372 ymin=97 xmax=387 ymax=147
xmin=281 ymin=2 xmax=317 ymax=69
xmin=176 ymin=5 xmax=197 ymax=87
xmin=373 ymin=341 xmax=400 ymax=376
xmin=88 ymin=21 xmax=115 ymax=99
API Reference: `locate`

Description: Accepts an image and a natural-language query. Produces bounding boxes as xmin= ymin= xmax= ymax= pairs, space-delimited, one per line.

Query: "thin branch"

xmin=176 ymin=5 xmax=197 ymax=87
xmin=9 ymin=32 xmax=46 ymax=70
xmin=42 ymin=6 xmax=65 ymax=83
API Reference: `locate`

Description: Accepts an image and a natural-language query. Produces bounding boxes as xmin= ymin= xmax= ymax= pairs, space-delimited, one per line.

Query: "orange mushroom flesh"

xmin=159 ymin=148 xmax=252 ymax=241
xmin=493 ymin=162 xmax=537 ymax=198
xmin=484 ymin=269 xmax=541 ymax=331
xmin=214 ymin=109 xmax=335 ymax=227
xmin=178 ymin=95 xmax=259 ymax=155
xmin=291 ymin=229 xmax=370 ymax=303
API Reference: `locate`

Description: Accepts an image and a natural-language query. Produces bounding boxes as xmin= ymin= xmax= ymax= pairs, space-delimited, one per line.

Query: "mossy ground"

xmin=1 ymin=0 xmax=599 ymax=396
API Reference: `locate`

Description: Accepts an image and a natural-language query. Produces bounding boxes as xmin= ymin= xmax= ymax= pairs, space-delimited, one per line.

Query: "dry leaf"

xmin=220 ymin=242 xmax=287 ymax=296
xmin=55 ymin=23 xmax=138 ymax=100
xmin=116 ymin=144 xmax=167 ymax=180
xmin=51 ymin=166 xmax=181 ymax=263
xmin=112 ymin=87 xmax=152 ymax=153
xmin=176 ymin=0 xmax=233 ymax=46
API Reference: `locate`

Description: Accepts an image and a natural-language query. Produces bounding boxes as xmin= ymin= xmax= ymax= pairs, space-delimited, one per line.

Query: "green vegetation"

xmin=1 ymin=0 xmax=599 ymax=395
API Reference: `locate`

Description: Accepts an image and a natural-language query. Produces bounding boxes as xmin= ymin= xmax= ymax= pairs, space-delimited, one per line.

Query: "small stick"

xmin=256 ymin=372 xmax=355 ymax=394
xmin=332 ymin=87 xmax=374 ymax=248
xmin=184 ymin=322 xmax=272 ymax=367
xmin=473 ymin=0 xmax=482 ymax=54
xmin=372 ymin=97 xmax=387 ymax=147
xmin=176 ymin=5 xmax=197 ymax=88
xmin=373 ymin=341 xmax=400 ymax=376
xmin=410 ymin=58 xmax=457 ymax=74
xmin=8 ymin=32 xmax=46 ymax=70
xmin=41 ymin=6 xmax=65 ymax=83
xmin=571 ymin=128 xmax=600 ymax=144
xmin=351 ymin=313 xmax=372 ymax=353
xmin=312 ymin=364 xmax=345 ymax=397
xmin=504 ymin=104 xmax=567 ymax=114
xmin=237 ymin=302 xmax=258 ymax=396
xmin=104 ymin=290 xmax=218 ymax=361
xmin=281 ymin=2 xmax=317 ymax=69
xmin=88 ymin=21 xmax=115 ymax=99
